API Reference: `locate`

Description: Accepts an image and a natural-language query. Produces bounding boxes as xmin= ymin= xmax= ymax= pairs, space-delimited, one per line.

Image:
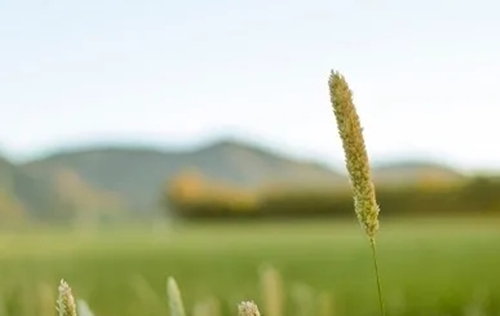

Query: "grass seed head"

xmin=328 ymin=70 xmax=380 ymax=241
xmin=260 ymin=264 xmax=284 ymax=316
xmin=167 ymin=277 xmax=186 ymax=316
xmin=238 ymin=301 xmax=261 ymax=316
xmin=57 ymin=279 xmax=77 ymax=316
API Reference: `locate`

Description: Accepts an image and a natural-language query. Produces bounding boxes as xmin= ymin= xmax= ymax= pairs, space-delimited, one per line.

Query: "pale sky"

xmin=1 ymin=0 xmax=500 ymax=172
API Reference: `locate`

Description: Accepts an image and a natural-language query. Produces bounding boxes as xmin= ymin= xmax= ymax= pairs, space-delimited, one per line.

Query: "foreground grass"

xmin=0 ymin=217 xmax=499 ymax=316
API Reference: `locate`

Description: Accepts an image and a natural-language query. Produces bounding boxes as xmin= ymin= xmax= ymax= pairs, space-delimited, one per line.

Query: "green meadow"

xmin=0 ymin=217 xmax=499 ymax=316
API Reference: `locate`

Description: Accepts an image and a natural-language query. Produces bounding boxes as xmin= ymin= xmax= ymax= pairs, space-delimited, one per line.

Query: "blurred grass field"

xmin=0 ymin=217 xmax=499 ymax=316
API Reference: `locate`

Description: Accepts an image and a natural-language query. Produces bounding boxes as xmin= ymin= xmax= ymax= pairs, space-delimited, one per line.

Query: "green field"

xmin=0 ymin=217 xmax=499 ymax=316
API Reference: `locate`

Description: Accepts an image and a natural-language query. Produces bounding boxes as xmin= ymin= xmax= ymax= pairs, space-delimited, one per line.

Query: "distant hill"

xmin=372 ymin=160 xmax=466 ymax=187
xmin=0 ymin=139 xmax=471 ymax=223
xmin=20 ymin=140 xmax=347 ymax=213
xmin=0 ymin=154 xmax=60 ymax=221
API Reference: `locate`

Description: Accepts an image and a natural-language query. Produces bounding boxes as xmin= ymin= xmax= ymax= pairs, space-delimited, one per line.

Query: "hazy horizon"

xmin=0 ymin=135 xmax=482 ymax=176
xmin=2 ymin=0 xmax=500 ymax=172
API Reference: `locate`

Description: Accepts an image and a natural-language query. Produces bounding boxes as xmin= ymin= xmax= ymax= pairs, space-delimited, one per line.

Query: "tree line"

xmin=162 ymin=170 xmax=500 ymax=219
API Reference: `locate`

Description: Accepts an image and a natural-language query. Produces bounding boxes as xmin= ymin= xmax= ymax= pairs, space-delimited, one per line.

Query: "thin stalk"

xmin=370 ymin=239 xmax=385 ymax=316
xmin=328 ymin=70 xmax=386 ymax=316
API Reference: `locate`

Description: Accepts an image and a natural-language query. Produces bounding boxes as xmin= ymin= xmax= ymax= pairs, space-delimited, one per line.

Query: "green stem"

xmin=370 ymin=239 xmax=385 ymax=316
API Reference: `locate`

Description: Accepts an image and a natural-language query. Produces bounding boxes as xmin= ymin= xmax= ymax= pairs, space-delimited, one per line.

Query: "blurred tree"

xmin=167 ymin=168 xmax=206 ymax=202
xmin=162 ymin=167 xmax=260 ymax=218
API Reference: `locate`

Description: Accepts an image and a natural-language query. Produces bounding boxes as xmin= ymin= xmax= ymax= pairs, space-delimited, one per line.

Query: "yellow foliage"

xmin=167 ymin=168 xmax=260 ymax=213
xmin=167 ymin=168 xmax=206 ymax=201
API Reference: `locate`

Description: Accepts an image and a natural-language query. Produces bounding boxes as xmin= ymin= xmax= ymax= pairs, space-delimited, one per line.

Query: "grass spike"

xmin=328 ymin=70 xmax=385 ymax=315
xmin=56 ymin=279 xmax=77 ymax=316
xmin=167 ymin=277 xmax=186 ymax=316
xmin=259 ymin=264 xmax=284 ymax=316
xmin=238 ymin=301 xmax=261 ymax=316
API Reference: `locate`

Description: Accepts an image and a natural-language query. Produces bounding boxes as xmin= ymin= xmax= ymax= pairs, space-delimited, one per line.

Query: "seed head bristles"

xmin=167 ymin=277 xmax=186 ymax=316
xmin=238 ymin=301 xmax=261 ymax=316
xmin=328 ymin=70 xmax=380 ymax=242
xmin=328 ymin=70 xmax=385 ymax=316
xmin=56 ymin=279 xmax=77 ymax=316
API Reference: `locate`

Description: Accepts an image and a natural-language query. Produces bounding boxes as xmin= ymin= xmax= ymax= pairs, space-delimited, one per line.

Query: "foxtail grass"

xmin=259 ymin=264 xmax=284 ymax=316
xmin=167 ymin=276 xmax=187 ymax=316
xmin=328 ymin=70 xmax=385 ymax=315
xmin=238 ymin=301 xmax=261 ymax=316
xmin=56 ymin=279 xmax=77 ymax=316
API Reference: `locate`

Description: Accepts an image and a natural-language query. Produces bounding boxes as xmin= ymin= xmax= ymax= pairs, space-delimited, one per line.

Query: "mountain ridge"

xmin=0 ymin=138 xmax=468 ymax=222
xmin=19 ymin=139 xmax=347 ymax=212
